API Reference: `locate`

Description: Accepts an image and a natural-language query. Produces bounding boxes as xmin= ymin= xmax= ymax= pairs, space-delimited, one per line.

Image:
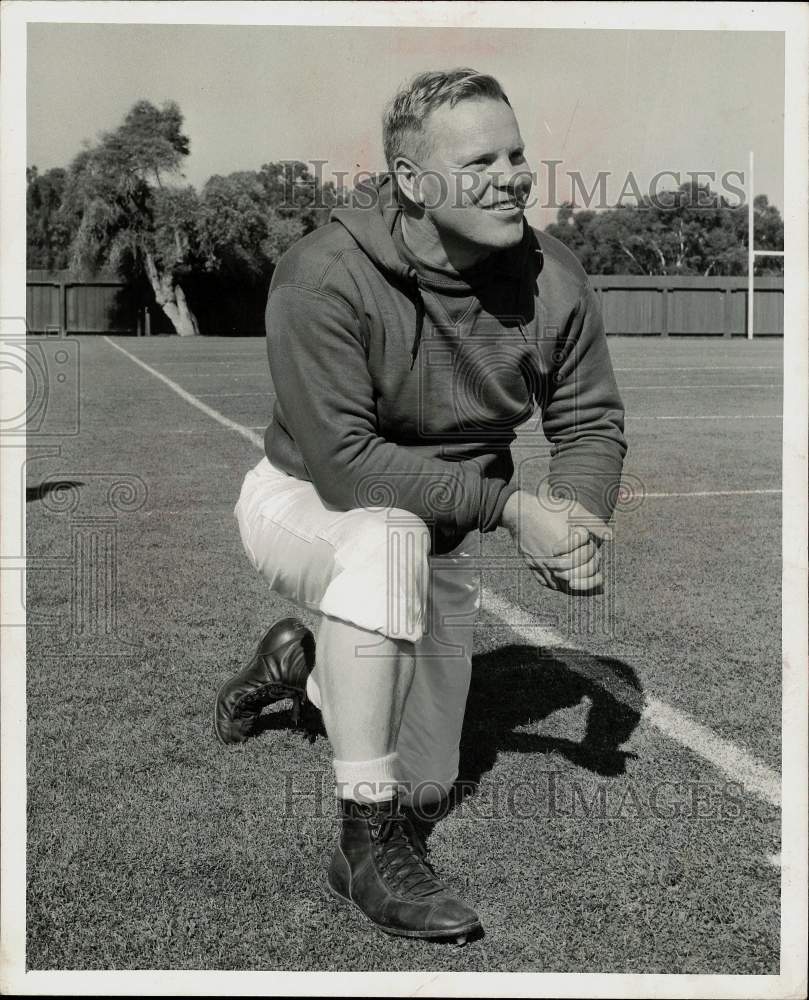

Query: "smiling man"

xmin=216 ymin=69 xmax=626 ymax=943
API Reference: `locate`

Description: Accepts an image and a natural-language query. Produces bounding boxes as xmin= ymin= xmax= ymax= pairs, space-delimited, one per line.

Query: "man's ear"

xmin=393 ymin=155 xmax=422 ymax=207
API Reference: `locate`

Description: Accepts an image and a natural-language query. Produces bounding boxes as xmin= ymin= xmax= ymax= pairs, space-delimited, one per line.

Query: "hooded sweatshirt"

xmin=264 ymin=174 xmax=626 ymax=552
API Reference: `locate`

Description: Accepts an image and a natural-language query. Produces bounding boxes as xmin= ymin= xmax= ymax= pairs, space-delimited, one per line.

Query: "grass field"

xmin=25 ymin=332 xmax=783 ymax=974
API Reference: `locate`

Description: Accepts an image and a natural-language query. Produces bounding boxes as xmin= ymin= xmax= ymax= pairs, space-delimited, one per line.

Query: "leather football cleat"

xmin=327 ymin=795 xmax=481 ymax=943
xmin=214 ymin=617 xmax=316 ymax=745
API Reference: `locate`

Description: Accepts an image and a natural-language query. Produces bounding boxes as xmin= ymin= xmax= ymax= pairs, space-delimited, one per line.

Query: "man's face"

xmin=412 ymin=97 xmax=533 ymax=252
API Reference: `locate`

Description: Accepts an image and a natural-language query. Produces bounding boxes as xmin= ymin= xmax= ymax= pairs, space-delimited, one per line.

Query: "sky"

xmin=27 ymin=23 xmax=784 ymax=231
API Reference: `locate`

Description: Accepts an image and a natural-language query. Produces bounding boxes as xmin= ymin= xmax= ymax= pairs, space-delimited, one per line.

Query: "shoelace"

xmin=237 ymin=684 xmax=306 ymax=729
xmin=236 ymin=643 xmax=308 ymax=711
xmin=239 ymin=681 xmax=293 ymax=706
xmin=370 ymin=814 xmax=443 ymax=898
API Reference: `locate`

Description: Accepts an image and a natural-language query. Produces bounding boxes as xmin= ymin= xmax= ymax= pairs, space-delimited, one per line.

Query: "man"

xmin=215 ymin=68 xmax=626 ymax=943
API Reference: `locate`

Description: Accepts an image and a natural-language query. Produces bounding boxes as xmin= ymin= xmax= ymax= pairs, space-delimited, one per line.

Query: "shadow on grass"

xmin=247 ymin=640 xmax=645 ymax=854
xmin=26 ymin=479 xmax=85 ymax=503
xmin=252 ymin=642 xmax=644 ymax=776
xmin=256 ymin=699 xmax=326 ymax=743
xmin=445 ymin=642 xmax=645 ymax=814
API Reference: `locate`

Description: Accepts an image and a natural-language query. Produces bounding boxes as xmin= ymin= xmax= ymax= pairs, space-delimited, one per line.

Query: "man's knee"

xmin=377 ymin=507 xmax=430 ymax=574
xmin=361 ymin=506 xmax=431 ymax=549
xmin=318 ymin=507 xmax=432 ymax=643
xmin=341 ymin=507 xmax=431 ymax=592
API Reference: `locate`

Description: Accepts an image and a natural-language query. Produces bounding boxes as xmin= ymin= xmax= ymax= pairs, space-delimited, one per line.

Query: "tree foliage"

xmin=545 ymin=182 xmax=784 ymax=276
xmin=28 ymin=99 xmax=784 ymax=336
xmin=26 ymin=166 xmax=72 ymax=269
xmin=197 ymin=161 xmax=345 ymax=285
xmin=27 ymin=97 xmax=350 ymax=333
xmin=55 ymin=100 xmax=202 ymax=334
xmin=60 ymin=101 xmax=198 ymax=278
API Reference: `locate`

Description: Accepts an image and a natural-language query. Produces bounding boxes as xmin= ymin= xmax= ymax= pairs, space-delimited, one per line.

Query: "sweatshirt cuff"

xmin=480 ymin=478 xmax=519 ymax=533
xmin=547 ymin=471 xmax=619 ymax=523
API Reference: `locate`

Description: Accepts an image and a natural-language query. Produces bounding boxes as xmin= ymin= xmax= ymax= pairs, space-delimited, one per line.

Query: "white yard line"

xmin=620 ymin=384 xmax=780 ymax=390
xmin=628 ymin=414 xmax=781 ymax=420
xmin=103 ymin=338 xmax=263 ymax=450
xmin=150 ymin=360 xmax=261 ymax=365
xmin=480 ymin=589 xmax=781 ymax=808
xmin=643 ymin=488 xmax=781 ymax=498
xmin=104 ymin=335 xmax=782 ymax=808
xmin=613 ymin=365 xmax=781 ymax=372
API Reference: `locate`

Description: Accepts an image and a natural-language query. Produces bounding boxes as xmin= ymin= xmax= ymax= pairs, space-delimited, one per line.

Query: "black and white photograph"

xmin=1 ymin=2 xmax=807 ymax=996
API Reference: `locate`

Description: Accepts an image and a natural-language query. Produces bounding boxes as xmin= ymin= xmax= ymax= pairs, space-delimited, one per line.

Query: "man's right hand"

xmin=500 ymin=489 xmax=604 ymax=593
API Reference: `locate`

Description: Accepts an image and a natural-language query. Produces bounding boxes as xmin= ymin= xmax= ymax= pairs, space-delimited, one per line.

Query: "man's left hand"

xmin=544 ymin=501 xmax=612 ymax=593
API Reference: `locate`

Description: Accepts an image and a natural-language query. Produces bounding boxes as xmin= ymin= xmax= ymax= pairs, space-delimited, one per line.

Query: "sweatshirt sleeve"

xmin=266 ymin=282 xmax=516 ymax=535
xmin=541 ymin=282 xmax=628 ymax=522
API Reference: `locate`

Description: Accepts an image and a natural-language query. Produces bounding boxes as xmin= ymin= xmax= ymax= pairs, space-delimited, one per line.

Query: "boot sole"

xmin=213 ymin=685 xmax=301 ymax=747
xmin=214 ymin=622 xmax=311 ymax=747
xmin=326 ymin=876 xmax=480 ymax=943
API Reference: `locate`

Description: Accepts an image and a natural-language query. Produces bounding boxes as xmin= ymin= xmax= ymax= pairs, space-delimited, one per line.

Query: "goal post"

xmin=748 ymin=150 xmax=785 ymax=340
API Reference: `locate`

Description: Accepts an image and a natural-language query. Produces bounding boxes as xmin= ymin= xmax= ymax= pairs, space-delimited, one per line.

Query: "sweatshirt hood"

xmin=329 ymin=172 xmax=544 ymax=368
xmin=330 ymin=173 xmax=426 ymax=368
xmin=329 ymin=173 xmax=540 ymax=285
xmin=330 ymin=173 xmax=413 ymax=282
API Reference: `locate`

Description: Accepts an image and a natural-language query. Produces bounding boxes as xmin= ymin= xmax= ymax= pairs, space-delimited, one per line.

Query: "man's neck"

xmin=400 ymin=213 xmax=493 ymax=273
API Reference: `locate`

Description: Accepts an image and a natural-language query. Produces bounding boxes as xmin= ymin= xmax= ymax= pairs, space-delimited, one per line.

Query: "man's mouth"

xmin=483 ymin=198 xmax=524 ymax=212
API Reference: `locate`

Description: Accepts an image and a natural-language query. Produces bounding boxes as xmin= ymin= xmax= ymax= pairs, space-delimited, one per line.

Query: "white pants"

xmin=234 ymin=456 xmax=481 ymax=801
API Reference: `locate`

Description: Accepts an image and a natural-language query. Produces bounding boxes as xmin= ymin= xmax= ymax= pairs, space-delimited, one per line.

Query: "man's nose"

xmin=491 ymin=156 xmax=533 ymax=196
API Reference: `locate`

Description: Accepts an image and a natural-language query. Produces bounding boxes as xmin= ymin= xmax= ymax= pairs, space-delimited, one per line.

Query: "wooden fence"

xmin=26 ymin=270 xmax=784 ymax=337
xmin=26 ymin=270 xmax=141 ymax=335
xmin=589 ymin=275 xmax=783 ymax=336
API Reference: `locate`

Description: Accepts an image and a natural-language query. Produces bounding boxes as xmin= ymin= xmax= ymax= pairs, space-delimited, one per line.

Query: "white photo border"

xmin=2 ymin=3 xmax=806 ymax=997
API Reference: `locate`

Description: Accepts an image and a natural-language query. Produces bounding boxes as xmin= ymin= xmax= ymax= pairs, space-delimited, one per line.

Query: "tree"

xmin=59 ymin=100 xmax=202 ymax=336
xmin=546 ymin=182 xmax=784 ymax=276
xmin=197 ymin=161 xmax=346 ymax=284
xmin=747 ymin=195 xmax=785 ymax=274
xmin=256 ymin=160 xmax=345 ymax=231
xmin=27 ymin=166 xmax=72 ymax=269
xmin=197 ymin=171 xmax=305 ymax=285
